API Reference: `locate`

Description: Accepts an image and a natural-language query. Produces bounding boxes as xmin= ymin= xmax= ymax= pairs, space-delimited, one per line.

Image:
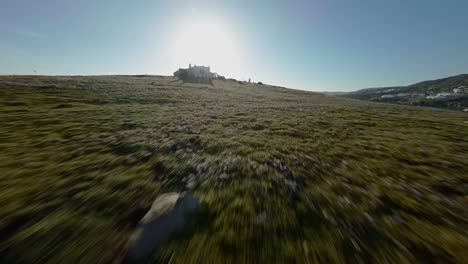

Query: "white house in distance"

xmin=174 ymin=64 xmax=219 ymax=83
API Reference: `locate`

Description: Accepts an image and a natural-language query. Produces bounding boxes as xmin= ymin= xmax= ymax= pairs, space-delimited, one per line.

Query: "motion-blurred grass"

xmin=0 ymin=75 xmax=467 ymax=263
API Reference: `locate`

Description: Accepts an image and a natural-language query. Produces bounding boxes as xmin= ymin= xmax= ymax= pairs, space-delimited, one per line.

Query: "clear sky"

xmin=1 ymin=0 xmax=468 ymax=91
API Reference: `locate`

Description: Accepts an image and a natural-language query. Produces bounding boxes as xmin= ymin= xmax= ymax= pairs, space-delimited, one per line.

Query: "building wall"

xmin=188 ymin=66 xmax=214 ymax=78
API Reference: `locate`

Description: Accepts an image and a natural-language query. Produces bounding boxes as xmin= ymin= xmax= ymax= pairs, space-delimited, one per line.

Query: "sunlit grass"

xmin=0 ymin=76 xmax=467 ymax=263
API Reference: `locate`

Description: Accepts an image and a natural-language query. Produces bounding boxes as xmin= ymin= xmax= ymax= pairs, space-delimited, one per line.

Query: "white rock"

xmin=126 ymin=192 xmax=200 ymax=261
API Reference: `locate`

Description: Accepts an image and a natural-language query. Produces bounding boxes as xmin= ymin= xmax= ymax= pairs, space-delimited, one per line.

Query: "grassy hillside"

xmin=1 ymin=76 xmax=467 ymax=263
xmin=341 ymin=74 xmax=468 ymax=111
xmin=407 ymin=74 xmax=468 ymax=93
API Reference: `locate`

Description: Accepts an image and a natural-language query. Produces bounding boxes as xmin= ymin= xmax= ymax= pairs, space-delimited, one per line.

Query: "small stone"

xmin=186 ymin=179 xmax=198 ymax=190
xmin=285 ymin=179 xmax=298 ymax=192
xmin=197 ymin=161 xmax=210 ymax=173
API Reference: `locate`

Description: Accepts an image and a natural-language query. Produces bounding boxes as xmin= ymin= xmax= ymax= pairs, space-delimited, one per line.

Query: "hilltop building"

xmin=174 ymin=64 xmax=219 ymax=83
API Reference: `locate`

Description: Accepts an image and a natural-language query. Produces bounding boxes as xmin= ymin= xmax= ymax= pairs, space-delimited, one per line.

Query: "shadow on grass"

xmin=129 ymin=202 xmax=215 ymax=264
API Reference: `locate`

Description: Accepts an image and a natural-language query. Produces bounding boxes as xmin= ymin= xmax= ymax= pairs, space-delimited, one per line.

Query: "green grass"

xmin=0 ymin=75 xmax=467 ymax=263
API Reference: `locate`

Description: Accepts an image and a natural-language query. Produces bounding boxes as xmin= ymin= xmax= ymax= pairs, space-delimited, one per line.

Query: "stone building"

xmin=174 ymin=64 xmax=218 ymax=83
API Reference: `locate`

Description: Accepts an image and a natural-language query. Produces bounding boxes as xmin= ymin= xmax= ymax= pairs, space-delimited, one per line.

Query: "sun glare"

xmin=170 ymin=17 xmax=246 ymax=79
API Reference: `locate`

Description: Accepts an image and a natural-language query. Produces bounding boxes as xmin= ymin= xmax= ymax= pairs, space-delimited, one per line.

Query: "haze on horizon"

xmin=1 ymin=0 xmax=468 ymax=91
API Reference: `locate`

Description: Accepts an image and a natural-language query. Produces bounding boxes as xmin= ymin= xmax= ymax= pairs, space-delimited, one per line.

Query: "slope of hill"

xmin=341 ymin=74 xmax=468 ymax=111
xmin=0 ymin=76 xmax=467 ymax=263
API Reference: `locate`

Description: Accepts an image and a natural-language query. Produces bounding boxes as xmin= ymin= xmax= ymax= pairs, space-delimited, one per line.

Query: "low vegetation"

xmin=0 ymin=75 xmax=467 ymax=263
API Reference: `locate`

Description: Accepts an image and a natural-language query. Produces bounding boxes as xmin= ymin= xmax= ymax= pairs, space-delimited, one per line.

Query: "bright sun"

xmin=170 ymin=17 xmax=246 ymax=79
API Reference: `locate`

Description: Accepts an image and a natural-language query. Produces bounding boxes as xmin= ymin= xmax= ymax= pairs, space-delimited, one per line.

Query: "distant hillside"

xmin=320 ymin=91 xmax=347 ymax=96
xmin=341 ymin=74 xmax=468 ymax=111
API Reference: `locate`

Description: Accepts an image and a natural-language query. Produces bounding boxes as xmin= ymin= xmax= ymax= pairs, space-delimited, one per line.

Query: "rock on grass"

xmin=126 ymin=192 xmax=200 ymax=262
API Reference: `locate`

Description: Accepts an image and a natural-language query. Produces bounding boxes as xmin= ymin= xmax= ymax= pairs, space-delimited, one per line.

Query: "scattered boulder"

xmin=126 ymin=192 xmax=200 ymax=262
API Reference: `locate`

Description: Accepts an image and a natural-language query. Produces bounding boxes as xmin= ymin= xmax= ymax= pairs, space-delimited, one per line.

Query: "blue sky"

xmin=1 ymin=0 xmax=468 ymax=91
